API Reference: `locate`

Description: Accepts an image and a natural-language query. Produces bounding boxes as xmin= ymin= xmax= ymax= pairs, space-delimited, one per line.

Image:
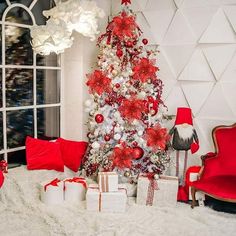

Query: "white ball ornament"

xmin=84 ymin=99 xmax=92 ymax=107
xmin=114 ymin=133 xmax=121 ymax=140
xmin=154 ymin=174 xmax=159 ymax=180
xmin=92 ymin=142 xmax=100 ymax=149
xmin=138 ymin=130 xmax=143 ymax=136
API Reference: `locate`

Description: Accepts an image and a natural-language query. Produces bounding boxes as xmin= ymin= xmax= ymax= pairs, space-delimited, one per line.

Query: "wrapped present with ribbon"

xmin=136 ymin=174 xmax=178 ymax=206
xmin=0 ymin=160 xmax=8 ymax=173
xmin=86 ymin=184 xmax=127 ymax=213
xmin=64 ymin=177 xmax=87 ymax=202
xmin=98 ymin=172 xmax=118 ymax=192
xmin=40 ymin=178 xmax=64 ymax=205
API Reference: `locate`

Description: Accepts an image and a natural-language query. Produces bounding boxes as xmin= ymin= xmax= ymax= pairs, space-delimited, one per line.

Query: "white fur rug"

xmin=0 ymin=166 xmax=235 ymax=236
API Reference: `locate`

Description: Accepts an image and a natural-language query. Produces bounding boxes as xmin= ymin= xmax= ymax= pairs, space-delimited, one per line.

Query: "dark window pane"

xmin=10 ymin=0 xmax=32 ymax=7
xmin=37 ymin=107 xmax=60 ymax=140
xmin=7 ymin=150 xmax=26 ymax=165
xmin=32 ymin=0 xmax=55 ymax=25
xmin=5 ymin=26 xmax=33 ymax=65
xmin=6 ymin=7 xmax=33 ymax=25
xmin=37 ymin=69 xmax=60 ymax=105
xmin=0 ymin=2 xmax=8 ymax=20
xmin=0 ymin=25 xmax=2 ymax=64
xmin=7 ymin=109 xmax=34 ymax=149
xmin=0 ymin=69 xmax=2 ymax=107
xmin=6 ymin=68 xmax=33 ymax=107
xmin=36 ymin=53 xmax=60 ymax=67
xmin=0 ymin=112 xmax=3 ymax=150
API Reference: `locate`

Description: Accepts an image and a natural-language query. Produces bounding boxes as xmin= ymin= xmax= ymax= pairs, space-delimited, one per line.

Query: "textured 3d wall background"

xmin=111 ymin=0 xmax=236 ymax=156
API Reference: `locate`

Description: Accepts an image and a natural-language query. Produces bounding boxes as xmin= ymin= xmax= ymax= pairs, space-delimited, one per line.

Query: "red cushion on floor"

xmin=192 ymin=175 xmax=236 ymax=200
xmin=26 ymin=136 xmax=64 ymax=172
xmin=56 ymin=138 xmax=88 ymax=172
xmin=0 ymin=170 xmax=4 ymax=188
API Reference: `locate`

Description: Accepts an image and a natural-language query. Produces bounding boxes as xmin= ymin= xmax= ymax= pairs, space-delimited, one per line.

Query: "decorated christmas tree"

xmin=83 ymin=0 xmax=170 ymax=182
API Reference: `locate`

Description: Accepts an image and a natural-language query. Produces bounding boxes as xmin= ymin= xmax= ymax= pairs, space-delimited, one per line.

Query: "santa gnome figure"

xmin=169 ymin=107 xmax=199 ymax=185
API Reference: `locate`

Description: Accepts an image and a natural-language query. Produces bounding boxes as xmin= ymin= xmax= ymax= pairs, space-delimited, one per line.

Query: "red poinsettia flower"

xmin=119 ymin=97 xmax=147 ymax=121
xmin=111 ymin=12 xmax=137 ymax=39
xmin=132 ymin=58 xmax=158 ymax=83
xmin=145 ymin=124 xmax=170 ymax=151
xmin=111 ymin=144 xmax=134 ymax=169
xmin=86 ymin=70 xmax=111 ymax=95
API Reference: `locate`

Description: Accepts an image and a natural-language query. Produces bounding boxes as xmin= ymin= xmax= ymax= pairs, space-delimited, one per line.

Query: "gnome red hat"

xmin=175 ymin=107 xmax=193 ymax=126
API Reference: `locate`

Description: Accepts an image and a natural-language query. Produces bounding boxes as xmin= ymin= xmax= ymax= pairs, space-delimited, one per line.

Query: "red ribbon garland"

xmin=44 ymin=178 xmax=61 ymax=192
xmin=64 ymin=177 xmax=87 ymax=189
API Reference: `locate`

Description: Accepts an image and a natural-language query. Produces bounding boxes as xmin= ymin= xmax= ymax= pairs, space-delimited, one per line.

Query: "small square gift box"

xmin=40 ymin=178 xmax=64 ymax=205
xmin=0 ymin=160 xmax=8 ymax=173
xmin=136 ymin=174 xmax=178 ymax=207
xmin=86 ymin=184 xmax=127 ymax=213
xmin=98 ymin=172 xmax=118 ymax=192
xmin=64 ymin=177 xmax=87 ymax=202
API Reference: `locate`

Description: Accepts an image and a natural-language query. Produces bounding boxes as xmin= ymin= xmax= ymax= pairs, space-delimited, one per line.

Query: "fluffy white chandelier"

xmin=30 ymin=0 xmax=105 ymax=55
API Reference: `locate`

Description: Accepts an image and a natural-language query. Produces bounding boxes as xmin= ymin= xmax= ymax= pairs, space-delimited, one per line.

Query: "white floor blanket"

xmin=0 ymin=166 xmax=235 ymax=236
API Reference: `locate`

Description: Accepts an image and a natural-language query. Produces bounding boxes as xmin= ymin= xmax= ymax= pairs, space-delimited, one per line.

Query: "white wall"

xmin=63 ymin=0 xmax=236 ymax=166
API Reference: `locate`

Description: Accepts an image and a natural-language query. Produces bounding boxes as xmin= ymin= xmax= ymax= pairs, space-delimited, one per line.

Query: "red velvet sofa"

xmin=191 ymin=123 xmax=236 ymax=208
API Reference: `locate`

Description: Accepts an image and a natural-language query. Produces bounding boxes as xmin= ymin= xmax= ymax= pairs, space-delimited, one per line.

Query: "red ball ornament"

xmin=132 ymin=141 xmax=138 ymax=147
xmin=133 ymin=147 xmax=144 ymax=159
xmin=125 ymin=41 xmax=133 ymax=48
xmin=95 ymin=114 xmax=104 ymax=123
xmin=115 ymin=83 xmax=121 ymax=89
xmin=104 ymin=134 xmax=111 ymax=142
xmin=142 ymin=38 xmax=148 ymax=45
xmin=116 ymin=49 xmax=123 ymax=58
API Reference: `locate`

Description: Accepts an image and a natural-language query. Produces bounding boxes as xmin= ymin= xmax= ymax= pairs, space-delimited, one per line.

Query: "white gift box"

xmin=98 ymin=172 xmax=118 ymax=192
xmin=189 ymin=173 xmax=205 ymax=201
xmin=40 ymin=178 xmax=64 ymax=205
xmin=64 ymin=177 xmax=87 ymax=202
xmin=136 ymin=174 xmax=178 ymax=206
xmin=86 ymin=184 xmax=127 ymax=213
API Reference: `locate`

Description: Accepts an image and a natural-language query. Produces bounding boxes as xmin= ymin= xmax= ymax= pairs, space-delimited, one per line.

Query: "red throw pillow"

xmin=26 ymin=136 xmax=64 ymax=172
xmin=56 ymin=138 xmax=88 ymax=172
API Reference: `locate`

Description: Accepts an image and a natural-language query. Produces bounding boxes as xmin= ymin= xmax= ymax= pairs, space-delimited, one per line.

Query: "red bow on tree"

xmin=121 ymin=0 xmax=131 ymax=5
xmin=145 ymin=125 xmax=170 ymax=151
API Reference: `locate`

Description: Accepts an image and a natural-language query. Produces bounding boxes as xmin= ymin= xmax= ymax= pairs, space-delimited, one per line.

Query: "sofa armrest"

xmin=201 ymin=152 xmax=217 ymax=165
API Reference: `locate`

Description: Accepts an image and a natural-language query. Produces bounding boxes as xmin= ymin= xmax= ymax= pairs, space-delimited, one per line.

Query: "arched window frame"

xmin=0 ymin=0 xmax=62 ymax=162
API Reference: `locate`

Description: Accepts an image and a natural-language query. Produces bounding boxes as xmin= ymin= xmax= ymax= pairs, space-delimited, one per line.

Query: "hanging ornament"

xmin=132 ymin=141 xmax=138 ymax=147
xmin=104 ymin=134 xmax=111 ymax=142
xmin=125 ymin=41 xmax=133 ymax=48
xmin=116 ymin=49 xmax=123 ymax=57
xmin=114 ymin=133 xmax=122 ymax=140
xmin=124 ymin=170 xmax=131 ymax=177
xmin=92 ymin=141 xmax=100 ymax=149
xmin=142 ymin=38 xmax=148 ymax=45
xmin=95 ymin=114 xmax=104 ymax=123
xmin=132 ymin=146 xmax=144 ymax=159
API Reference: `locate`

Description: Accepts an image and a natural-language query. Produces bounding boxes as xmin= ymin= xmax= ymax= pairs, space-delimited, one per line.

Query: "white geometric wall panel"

xmin=178 ymin=48 xmax=216 ymax=82
xmin=221 ymin=54 xmax=236 ymax=82
xmin=162 ymin=10 xmax=196 ymax=45
xmin=181 ymin=82 xmax=214 ymax=116
xmin=199 ymin=8 xmax=236 ymax=43
xmin=143 ymin=9 xmax=175 ymax=44
xmin=182 ymin=6 xmax=218 ymax=39
xmin=202 ymin=44 xmax=236 ymax=80
xmin=224 ymin=6 xmax=236 ymax=33
xmin=161 ymin=45 xmax=195 ymax=77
